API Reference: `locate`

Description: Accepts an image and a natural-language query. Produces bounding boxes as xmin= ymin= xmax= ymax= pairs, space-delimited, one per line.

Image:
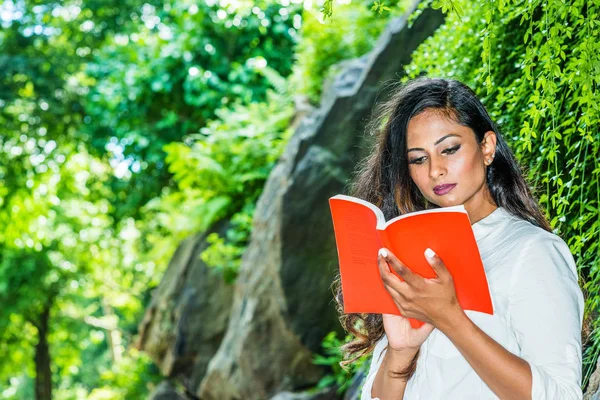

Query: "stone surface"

xmin=270 ymin=387 xmax=339 ymax=400
xmin=344 ymin=366 xmax=367 ymax=400
xmin=136 ymin=218 xmax=235 ymax=392
xmin=148 ymin=381 xmax=187 ymax=400
xmin=196 ymin=1 xmax=445 ymax=399
xmin=585 ymin=358 xmax=600 ymax=400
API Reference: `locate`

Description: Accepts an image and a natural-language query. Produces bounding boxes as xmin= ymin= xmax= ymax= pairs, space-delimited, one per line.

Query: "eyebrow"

xmin=407 ymin=134 xmax=461 ymax=153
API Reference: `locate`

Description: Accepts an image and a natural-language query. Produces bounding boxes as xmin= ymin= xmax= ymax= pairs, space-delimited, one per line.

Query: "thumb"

xmin=416 ymin=321 xmax=435 ymax=335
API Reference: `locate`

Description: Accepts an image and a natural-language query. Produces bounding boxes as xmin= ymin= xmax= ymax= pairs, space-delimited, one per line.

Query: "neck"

xmin=468 ymin=202 xmax=498 ymax=225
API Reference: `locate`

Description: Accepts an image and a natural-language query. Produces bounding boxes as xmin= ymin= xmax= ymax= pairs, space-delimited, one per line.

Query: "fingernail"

xmin=425 ymin=248 xmax=436 ymax=258
xmin=378 ymin=248 xmax=388 ymax=258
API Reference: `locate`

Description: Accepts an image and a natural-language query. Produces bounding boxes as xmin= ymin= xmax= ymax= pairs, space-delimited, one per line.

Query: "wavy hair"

xmin=333 ymin=76 xmax=553 ymax=379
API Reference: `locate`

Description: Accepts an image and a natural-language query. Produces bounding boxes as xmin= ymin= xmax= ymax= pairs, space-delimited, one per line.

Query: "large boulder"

xmin=344 ymin=366 xmax=368 ymax=400
xmin=196 ymin=2 xmax=445 ymax=398
xmin=585 ymin=358 xmax=600 ymax=400
xmin=270 ymin=387 xmax=339 ymax=400
xmin=136 ymin=218 xmax=235 ymax=392
xmin=148 ymin=381 xmax=187 ymax=400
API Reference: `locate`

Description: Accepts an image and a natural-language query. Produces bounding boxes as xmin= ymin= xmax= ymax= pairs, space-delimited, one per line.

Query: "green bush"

xmin=314 ymin=331 xmax=370 ymax=394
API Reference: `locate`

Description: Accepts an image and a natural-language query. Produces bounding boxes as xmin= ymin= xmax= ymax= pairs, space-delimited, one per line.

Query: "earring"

xmin=486 ymin=153 xmax=495 ymax=165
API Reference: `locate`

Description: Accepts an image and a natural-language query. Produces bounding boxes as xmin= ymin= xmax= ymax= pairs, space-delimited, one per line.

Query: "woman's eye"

xmin=409 ymin=145 xmax=460 ymax=164
xmin=443 ymin=145 xmax=460 ymax=154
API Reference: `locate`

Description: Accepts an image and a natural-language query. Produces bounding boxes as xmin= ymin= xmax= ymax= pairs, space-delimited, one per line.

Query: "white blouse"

xmin=361 ymin=206 xmax=584 ymax=400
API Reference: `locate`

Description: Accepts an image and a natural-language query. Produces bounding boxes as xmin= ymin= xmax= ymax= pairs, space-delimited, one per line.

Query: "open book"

xmin=329 ymin=194 xmax=493 ymax=329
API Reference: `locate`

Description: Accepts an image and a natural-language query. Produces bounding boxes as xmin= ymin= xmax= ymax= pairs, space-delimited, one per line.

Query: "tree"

xmin=0 ymin=0 xmax=301 ymax=397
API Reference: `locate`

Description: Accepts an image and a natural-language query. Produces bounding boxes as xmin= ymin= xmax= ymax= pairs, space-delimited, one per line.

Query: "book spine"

xmin=376 ymin=228 xmax=390 ymax=251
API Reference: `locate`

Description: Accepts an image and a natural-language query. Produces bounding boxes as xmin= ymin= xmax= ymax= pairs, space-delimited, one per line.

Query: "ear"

xmin=481 ymin=131 xmax=497 ymax=166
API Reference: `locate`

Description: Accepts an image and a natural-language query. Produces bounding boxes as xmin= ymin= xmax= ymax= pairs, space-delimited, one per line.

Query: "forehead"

xmin=406 ymin=110 xmax=471 ymax=145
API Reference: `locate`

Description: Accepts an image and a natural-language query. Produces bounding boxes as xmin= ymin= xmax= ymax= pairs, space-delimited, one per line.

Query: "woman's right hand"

xmin=382 ymin=313 xmax=434 ymax=351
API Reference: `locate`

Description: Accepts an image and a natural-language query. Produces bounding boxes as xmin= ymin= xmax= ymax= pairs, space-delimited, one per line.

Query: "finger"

xmin=377 ymin=251 xmax=407 ymax=292
xmin=424 ymin=248 xmax=452 ymax=281
xmin=379 ymin=247 xmax=421 ymax=286
xmin=377 ymin=250 xmax=399 ymax=285
xmin=377 ymin=252 xmax=410 ymax=296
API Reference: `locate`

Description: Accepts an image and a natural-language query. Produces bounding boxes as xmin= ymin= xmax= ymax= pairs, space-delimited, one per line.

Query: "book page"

xmin=329 ymin=197 xmax=399 ymax=315
xmin=329 ymin=194 xmax=385 ymax=225
xmin=382 ymin=204 xmax=468 ymax=229
xmin=382 ymin=211 xmax=493 ymax=315
xmin=343 ymin=211 xmax=378 ymax=265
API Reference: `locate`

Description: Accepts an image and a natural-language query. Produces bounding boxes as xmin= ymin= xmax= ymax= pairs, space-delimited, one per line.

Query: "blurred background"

xmin=0 ymin=0 xmax=598 ymax=399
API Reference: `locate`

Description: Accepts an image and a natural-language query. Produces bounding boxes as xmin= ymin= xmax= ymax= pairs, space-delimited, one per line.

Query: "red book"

xmin=329 ymin=194 xmax=493 ymax=329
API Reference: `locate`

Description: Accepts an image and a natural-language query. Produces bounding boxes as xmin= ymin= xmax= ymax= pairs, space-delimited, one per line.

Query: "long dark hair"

xmin=333 ymin=76 xmax=552 ymax=378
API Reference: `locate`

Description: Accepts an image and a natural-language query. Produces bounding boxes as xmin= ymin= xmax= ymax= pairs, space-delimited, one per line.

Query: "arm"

xmin=360 ymin=335 xmax=418 ymax=400
xmin=371 ymin=347 xmax=418 ymax=400
xmin=436 ymin=307 xmax=533 ymax=399
xmin=378 ymin=248 xmax=532 ymax=398
xmin=507 ymin=236 xmax=584 ymax=399
xmin=436 ymin=236 xmax=583 ymax=400
xmin=364 ymin=252 xmax=436 ymax=399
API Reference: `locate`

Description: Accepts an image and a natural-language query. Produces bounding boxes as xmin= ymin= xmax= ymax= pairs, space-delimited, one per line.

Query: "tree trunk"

xmin=102 ymin=300 xmax=123 ymax=364
xmin=34 ymin=304 xmax=52 ymax=400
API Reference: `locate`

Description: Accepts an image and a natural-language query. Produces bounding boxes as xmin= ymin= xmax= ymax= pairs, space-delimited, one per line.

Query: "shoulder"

xmin=503 ymin=215 xmax=584 ymax=327
xmin=502 ymin=215 xmax=578 ymax=285
xmin=500 ymin=211 xmax=570 ymax=258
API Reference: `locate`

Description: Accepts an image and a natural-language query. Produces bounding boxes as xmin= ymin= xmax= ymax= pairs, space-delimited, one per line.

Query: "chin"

xmin=430 ymin=195 xmax=462 ymax=207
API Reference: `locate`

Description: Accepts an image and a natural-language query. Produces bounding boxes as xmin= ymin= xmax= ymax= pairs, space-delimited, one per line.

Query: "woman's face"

xmin=406 ymin=109 xmax=497 ymax=221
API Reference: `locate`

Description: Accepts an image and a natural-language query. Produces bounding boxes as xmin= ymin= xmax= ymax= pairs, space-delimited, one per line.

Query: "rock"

xmin=344 ymin=366 xmax=367 ymax=400
xmin=196 ymin=1 xmax=445 ymax=399
xmin=136 ymin=218 xmax=235 ymax=392
xmin=148 ymin=381 xmax=187 ymax=400
xmin=270 ymin=386 xmax=339 ymax=400
xmin=585 ymin=357 xmax=600 ymax=400
xmin=195 ymin=147 xmax=334 ymax=399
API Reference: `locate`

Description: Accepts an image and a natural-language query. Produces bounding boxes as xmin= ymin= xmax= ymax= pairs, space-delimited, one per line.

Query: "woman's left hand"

xmin=378 ymin=247 xmax=462 ymax=328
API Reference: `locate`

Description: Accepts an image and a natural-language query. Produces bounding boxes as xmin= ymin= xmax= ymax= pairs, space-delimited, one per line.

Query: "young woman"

xmin=335 ymin=77 xmax=584 ymax=399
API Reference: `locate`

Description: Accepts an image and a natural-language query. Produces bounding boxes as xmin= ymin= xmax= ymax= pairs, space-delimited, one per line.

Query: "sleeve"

xmin=360 ymin=335 xmax=388 ymax=400
xmin=508 ymin=234 xmax=584 ymax=400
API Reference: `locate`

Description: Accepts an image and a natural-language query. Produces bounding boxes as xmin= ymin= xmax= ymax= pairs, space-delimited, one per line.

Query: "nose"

xmin=428 ymin=155 xmax=446 ymax=180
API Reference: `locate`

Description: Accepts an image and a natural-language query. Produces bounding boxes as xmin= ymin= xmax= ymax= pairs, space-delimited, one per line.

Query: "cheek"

xmin=452 ymin=153 xmax=479 ymax=175
xmin=408 ymin=167 xmax=423 ymax=186
xmin=409 ymin=168 xmax=430 ymax=196
xmin=452 ymin=155 xmax=486 ymax=187
xmin=450 ymin=155 xmax=469 ymax=171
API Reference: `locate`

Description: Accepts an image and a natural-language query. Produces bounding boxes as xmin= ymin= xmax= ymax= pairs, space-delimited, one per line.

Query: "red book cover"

xmin=329 ymin=194 xmax=493 ymax=329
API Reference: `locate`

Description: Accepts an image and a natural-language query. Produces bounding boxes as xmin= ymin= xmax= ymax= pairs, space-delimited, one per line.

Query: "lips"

xmin=433 ymin=183 xmax=457 ymax=195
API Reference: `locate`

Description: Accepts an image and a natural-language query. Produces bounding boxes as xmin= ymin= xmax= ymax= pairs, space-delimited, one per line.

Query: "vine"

xmin=323 ymin=0 xmax=600 ymax=390
xmin=406 ymin=0 xmax=600 ymax=388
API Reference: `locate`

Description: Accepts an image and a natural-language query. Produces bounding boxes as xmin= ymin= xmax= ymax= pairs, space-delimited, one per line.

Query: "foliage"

xmin=293 ymin=0 xmax=406 ymax=104
xmin=137 ymin=66 xmax=295 ymax=283
xmin=313 ymin=331 xmax=370 ymax=394
xmin=151 ymin=0 xmax=406 ymax=286
xmin=401 ymin=0 xmax=600 ymax=388
xmin=323 ymin=0 xmax=600 ymax=391
xmin=1 ymin=0 xmax=400 ymax=394
xmin=0 ymin=0 xmax=300 ymax=397
xmin=199 ymin=205 xmax=254 ymax=284
xmin=82 ymin=0 xmax=302 ymax=222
